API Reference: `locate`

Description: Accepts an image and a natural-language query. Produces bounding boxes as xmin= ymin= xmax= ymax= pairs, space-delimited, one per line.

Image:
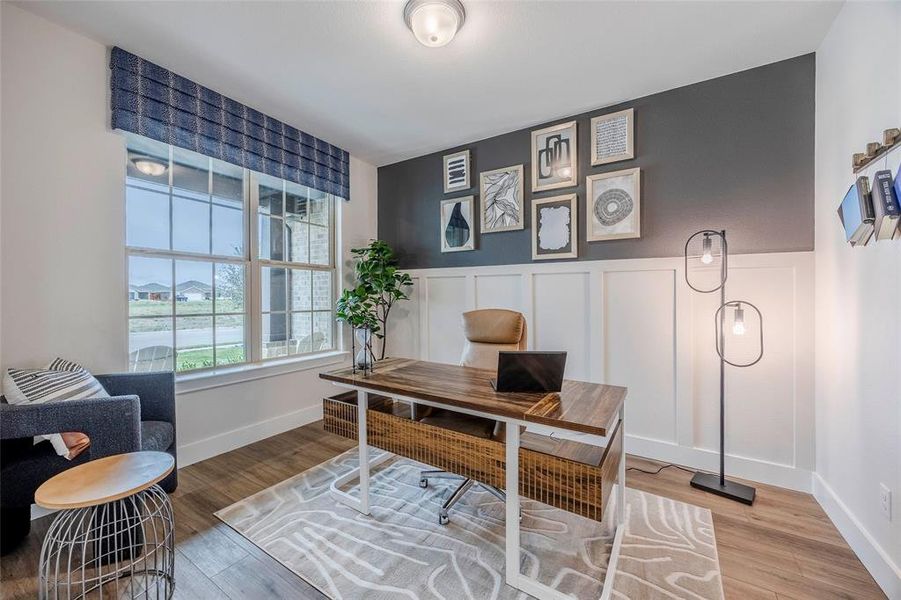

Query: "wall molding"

xmin=389 ymin=251 xmax=815 ymax=491
xmin=813 ymin=473 xmax=901 ymax=598
xmin=177 ymin=402 xmax=324 ymax=468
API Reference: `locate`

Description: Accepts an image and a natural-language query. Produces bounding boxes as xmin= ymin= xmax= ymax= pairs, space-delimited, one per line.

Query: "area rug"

xmin=216 ymin=450 xmax=724 ymax=599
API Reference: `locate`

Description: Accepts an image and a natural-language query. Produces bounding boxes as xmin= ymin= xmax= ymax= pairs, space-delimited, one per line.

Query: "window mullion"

xmin=248 ymin=171 xmax=262 ymax=364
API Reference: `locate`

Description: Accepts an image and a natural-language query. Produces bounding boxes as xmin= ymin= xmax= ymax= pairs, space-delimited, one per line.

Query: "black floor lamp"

xmin=684 ymin=230 xmax=763 ymax=505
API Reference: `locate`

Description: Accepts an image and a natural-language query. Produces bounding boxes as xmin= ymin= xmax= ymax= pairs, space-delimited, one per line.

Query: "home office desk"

xmin=320 ymin=358 xmax=627 ymax=600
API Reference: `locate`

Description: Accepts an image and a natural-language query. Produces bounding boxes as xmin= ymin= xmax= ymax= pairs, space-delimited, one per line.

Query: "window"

xmin=126 ymin=135 xmax=337 ymax=373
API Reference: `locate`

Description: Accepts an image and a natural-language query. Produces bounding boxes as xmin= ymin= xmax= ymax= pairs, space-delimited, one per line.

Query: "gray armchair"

xmin=0 ymin=372 xmax=178 ymax=554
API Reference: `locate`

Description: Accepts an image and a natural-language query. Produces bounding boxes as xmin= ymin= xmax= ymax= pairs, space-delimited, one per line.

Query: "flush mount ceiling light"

xmin=404 ymin=0 xmax=465 ymax=48
xmin=131 ymin=156 xmax=168 ymax=177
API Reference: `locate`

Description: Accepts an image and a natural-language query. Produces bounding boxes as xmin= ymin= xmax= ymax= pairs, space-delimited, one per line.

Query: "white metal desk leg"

xmin=600 ymin=408 xmax=627 ymax=600
xmin=329 ymin=389 xmax=391 ymax=514
xmin=504 ymin=422 xmax=521 ymax=586
xmin=357 ymin=390 xmax=371 ymax=514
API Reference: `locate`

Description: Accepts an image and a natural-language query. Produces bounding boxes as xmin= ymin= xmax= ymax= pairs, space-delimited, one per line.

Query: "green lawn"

xmin=130 ymin=299 xmax=243 ymax=317
xmin=176 ymin=345 xmax=245 ymax=371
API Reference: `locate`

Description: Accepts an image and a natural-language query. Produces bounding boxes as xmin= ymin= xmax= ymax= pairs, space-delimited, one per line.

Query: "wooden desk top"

xmin=320 ymin=358 xmax=626 ymax=437
xmin=35 ymin=451 xmax=174 ymax=510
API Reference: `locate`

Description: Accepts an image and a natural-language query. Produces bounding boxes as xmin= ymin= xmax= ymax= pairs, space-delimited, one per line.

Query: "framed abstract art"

xmin=590 ymin=108 xmax=634 ymax=166
xmin=440 ymin=196 xmax=476 ymax=252
xmin=480 ymin=164 xmax=524 ymax=233
xmin=532 ymin=194 xmax=578 ymax=260
xmin=443 ymin=149 xmax=470 ymax=193
xmin=586 ymin=168 xmax=640 ymax=241
xmin=531 ymin=121 xmax=577 ymax=192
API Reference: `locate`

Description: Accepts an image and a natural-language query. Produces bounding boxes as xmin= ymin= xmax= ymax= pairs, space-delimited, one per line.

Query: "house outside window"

xmin=125 ymin=134 xmax=337 ymax=373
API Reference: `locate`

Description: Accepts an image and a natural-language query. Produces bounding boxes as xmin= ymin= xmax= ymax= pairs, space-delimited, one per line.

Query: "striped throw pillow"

xmin=2 ymin=359 xmax=108 ymax=458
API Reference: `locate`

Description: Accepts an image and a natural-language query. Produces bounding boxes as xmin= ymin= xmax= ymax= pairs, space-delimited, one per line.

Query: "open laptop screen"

xmin=490 ymin=351 xmax=567 ymax=393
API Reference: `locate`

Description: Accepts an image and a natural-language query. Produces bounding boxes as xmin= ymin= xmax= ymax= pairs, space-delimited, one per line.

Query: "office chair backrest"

xmin=460 ymin=309 xmax=527 ymax=370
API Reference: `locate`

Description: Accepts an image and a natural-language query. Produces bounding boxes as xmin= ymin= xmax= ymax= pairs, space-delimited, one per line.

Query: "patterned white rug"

xmin=216 ymin=450 xmax=724 ymax=599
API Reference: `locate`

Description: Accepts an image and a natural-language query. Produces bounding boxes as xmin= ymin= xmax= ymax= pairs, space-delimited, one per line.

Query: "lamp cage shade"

xmin=715 ymin=300 xmax=764 ymax=367
xmin=684 ymin=230 xmax=727 ymax=293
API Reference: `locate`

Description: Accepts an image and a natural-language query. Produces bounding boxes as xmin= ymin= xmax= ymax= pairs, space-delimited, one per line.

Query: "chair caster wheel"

xmin=419 ymin=478 xmax=429 ymax=488
xmin=439 ymin=512 xmax=449 ymax=525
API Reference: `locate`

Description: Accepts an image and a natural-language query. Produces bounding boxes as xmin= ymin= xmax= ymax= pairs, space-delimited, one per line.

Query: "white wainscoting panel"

xmin=425 ymin=276 xmax=467 ymax=364
xmin=474 ymin=274 xmax=523 ymax=314
xmin=386 ymin=276 xmax=421 ymax=359
xmin=533 ymin=272 xmax=591 ymax=380
xmin=396 ymin=252 xmax=815 ymax=491
xmin=604 ymin=269 xmax=677 ymax=444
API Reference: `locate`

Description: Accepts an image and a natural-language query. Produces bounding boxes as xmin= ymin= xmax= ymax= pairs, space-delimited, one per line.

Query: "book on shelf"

xmin=871 ymin=169 xmax=900 ymax=241
xmin=838 ymin=176 xmax=874 ymax=246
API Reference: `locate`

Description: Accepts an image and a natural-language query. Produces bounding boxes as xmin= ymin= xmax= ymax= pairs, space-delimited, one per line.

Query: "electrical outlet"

xmin=879 ymin=484 xmax=892 ymax=521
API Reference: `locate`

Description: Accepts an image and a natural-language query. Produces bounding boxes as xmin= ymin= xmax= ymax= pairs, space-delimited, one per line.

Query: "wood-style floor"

xmin=1 ymin=422 xmax=886 ymax=599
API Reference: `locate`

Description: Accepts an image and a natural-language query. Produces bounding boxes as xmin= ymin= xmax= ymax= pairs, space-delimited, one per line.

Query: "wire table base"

xmin=38 ymin=484 xmax=175 ymax=599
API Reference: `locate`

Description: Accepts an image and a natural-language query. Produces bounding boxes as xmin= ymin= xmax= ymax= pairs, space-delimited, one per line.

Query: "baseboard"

xmin=177 ymin=403 xmax=324 ymax=468
xmin=813 ymin=473 xmax=901 ymax=599
xmin=626 ymin=435 xmax=813 ymax=493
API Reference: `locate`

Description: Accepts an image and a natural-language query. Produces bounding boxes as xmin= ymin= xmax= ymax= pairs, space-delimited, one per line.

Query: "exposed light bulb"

xmin=132 ymin=156 xmax=168 ymax=177
xmin=732 ymin=305 xmax=745 ymax=336
xmin=404 ymin=0 xmax=465 ymax=48
xmin=700 ymin=234 xmax=714 ymax=265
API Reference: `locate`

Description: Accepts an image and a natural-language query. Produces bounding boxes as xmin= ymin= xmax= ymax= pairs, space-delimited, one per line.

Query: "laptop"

xmin=489 ymin=351 xmax=567 ymax=393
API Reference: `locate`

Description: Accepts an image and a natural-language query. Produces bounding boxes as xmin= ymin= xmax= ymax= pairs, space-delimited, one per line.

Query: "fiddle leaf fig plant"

xmin=336 ymin=240 xmax=413 ymax=361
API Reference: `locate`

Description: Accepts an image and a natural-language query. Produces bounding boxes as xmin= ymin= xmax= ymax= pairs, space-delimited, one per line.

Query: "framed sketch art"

xmin=480 ymin=164 xmax=524 ymax=233
xmin=531 ymin=121 xmax=577 ymax=192
xmin=586 ymin=168 xmax=640 ymax=241
xmin=440 ymin=196 xmax=476 ymax=252
xmin=443 ymin=150 xmax=470 ymax=193
xmin=591 ymin=108 xmax=634 ymax=166
xmin=532 ymin=194 xmax=578 ymax=260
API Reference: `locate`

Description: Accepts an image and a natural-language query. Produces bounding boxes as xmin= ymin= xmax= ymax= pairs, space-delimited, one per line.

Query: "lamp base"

xmin=690 ymin=472 xmax=756 ymax=505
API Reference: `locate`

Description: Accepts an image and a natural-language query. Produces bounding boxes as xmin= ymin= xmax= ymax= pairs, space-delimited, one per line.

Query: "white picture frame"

xmin=480 ymin=164 xmax=524 ymax=233
xmin=590 ymin=108 xmax=634 ymax=166
xmin=586 ymin=168 xmax=640 ymax=241
xmin=531 ymin=120 xmax=578 ymax=192
xmin=532 ymin=193 xmax=578 ymax=260
xmin=440 ymin=196 xmax=476 ymax=252
xmin=443 ymin=149 xmax=470 ymax=193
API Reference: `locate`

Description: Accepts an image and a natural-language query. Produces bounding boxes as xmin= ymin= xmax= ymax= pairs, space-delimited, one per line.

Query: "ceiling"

xmin=19 ymin=1 xmax=842 ymax=166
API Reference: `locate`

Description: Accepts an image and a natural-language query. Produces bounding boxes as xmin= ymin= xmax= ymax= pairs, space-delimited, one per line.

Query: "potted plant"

xmin=336 ymin=285 xmax=379 ymax=370
xmin=336 ymin=240 xmax=412 ymax=368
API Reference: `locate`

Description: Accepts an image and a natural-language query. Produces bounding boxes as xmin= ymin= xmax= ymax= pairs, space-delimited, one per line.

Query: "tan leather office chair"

xmin=418 ymin=308 xmax=527 ymax=524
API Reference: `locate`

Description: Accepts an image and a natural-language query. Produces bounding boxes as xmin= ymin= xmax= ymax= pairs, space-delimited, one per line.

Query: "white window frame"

xmin=125 ymin=138 xmax=339 ymax=377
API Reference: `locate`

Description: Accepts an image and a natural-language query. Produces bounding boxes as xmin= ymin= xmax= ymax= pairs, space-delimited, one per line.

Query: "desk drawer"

xmin=323 ymin=393 xmax=622 ymax=521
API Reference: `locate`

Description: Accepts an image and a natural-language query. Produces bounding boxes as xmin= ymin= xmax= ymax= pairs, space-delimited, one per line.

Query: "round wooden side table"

xmin=35 ymin=451 xmax=175 ymax=599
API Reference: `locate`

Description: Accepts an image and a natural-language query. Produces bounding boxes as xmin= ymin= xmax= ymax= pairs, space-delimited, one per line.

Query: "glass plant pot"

xmin=354 ymin=327 xmax=374 ymax=370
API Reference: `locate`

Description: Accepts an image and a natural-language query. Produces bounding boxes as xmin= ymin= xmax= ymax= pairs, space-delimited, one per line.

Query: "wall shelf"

xmin=853 ymin=136 xmax=901 ymax=173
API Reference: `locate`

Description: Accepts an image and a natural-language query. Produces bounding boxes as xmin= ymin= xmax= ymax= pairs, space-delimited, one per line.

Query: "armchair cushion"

xmin=141 ymin=421 xmax=174 ymax=452
xmin=2 ymin=358 xmax=109 ymax=459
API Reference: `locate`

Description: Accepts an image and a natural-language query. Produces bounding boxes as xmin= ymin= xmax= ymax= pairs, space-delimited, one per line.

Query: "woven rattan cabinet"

xmin=323 ymin=392 xmax=622 ymax=521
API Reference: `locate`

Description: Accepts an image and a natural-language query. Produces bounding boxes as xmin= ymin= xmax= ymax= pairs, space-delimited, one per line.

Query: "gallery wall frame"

xmin=590 ymin=108 xmax=635 ymax=166
xmin=443 ymin=149 xmax=470 ymax=193
xmin=586 ymin=168 xmax=641 ymax=241
xmin=531 ymin=121 xmax=578 ymax=192
xmin=440 ymin=195 xmax=476 ymax=253
xmin=532 ymin=193 xmax=578 ymax=260
xmin=480 ymin=164 xmax=525 ymax=233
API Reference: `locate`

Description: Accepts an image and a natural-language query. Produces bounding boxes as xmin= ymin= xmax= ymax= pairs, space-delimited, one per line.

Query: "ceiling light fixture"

xmin=131 ymin=156 xmax=168 ymax=177
xmin=404 ymin=0 xmax=465 ymax=48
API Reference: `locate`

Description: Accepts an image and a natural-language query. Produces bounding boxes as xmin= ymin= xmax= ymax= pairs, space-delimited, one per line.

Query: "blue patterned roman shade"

xmin=110 ymin=47 xmax=349 ymax=199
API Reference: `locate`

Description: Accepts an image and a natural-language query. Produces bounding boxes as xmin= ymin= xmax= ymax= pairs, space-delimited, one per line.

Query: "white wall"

xmin=813 ymin=3 xmax=901 ymax=597
xmin=0 ymin=5 xmax=379 ymax=465
xmin=389 ymin=251 xmax=816 ymax=492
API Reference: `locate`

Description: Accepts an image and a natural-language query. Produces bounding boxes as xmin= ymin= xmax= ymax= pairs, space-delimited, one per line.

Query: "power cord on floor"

xmin=626 ymin=463 xmax=696 ymax=476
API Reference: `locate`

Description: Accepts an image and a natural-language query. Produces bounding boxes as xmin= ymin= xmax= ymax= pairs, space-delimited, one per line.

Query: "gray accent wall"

xmin=378 ymin=54 xmax=815 ymax=269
